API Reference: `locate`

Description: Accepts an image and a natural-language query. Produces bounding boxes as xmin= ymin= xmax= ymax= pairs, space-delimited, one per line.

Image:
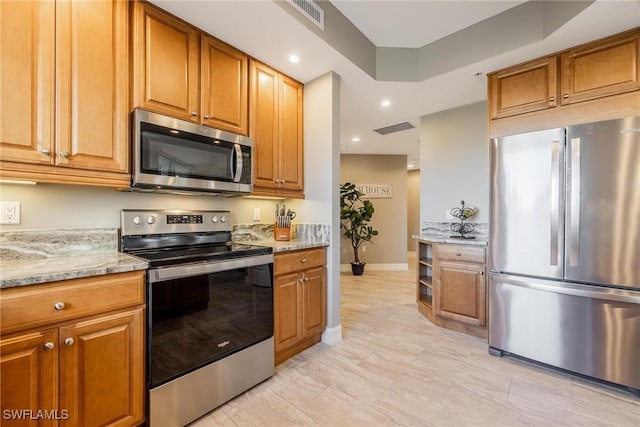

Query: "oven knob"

xmin=146 ymin=216 xmax=156 ymax=225
xmin=211 ymin=216 xmax=219 ymax=223
xmin=220 ymin=216 xmax=227 ymax=223
xmin=132 ymin=216 xmax=141 ymax=225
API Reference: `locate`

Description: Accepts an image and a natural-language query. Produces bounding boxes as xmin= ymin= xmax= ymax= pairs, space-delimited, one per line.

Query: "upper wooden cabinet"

xmin=560 ymin=30 xmax=640 ymax=105
xmin=488 ymin=27 xmax=640 ymax=124
xmin=488 ymin=56 xmax=558 ymax=119
xmin=0 ymin=0 xmax=130 ymax=187
xmin=132 ymin=1 xmax=249 ymax=135
xmin=250 ymin=60 xmax=304 ymax=198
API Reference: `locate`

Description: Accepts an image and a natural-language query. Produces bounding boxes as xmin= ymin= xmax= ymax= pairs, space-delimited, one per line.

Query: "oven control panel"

xmin=121 ymin=210 xmax=232 ymax=236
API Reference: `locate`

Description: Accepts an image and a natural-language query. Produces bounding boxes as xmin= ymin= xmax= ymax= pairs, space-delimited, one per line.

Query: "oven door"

xmin=147 ymin=254 xmax=273 ymax=388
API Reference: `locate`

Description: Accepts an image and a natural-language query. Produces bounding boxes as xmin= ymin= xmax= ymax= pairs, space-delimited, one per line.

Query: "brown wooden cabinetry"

xmin=274 ymin=248 xmax=326 ymax=364
xmin=250 ymin=60 xmax=304 ymax=198
xmin=416 ymin=241 xmax=487 ymax=338
xmin=132 ymin=1 xmax=249 ymax=135
xmin=0 ymin=0 xmax=130 ymax=187
xmin=489 ymin=56 xmax=558 ymax=119
xmin=0 ymin=271 xmax=145 ymax=427
xmin=560 ymin=30 xmax=640 ymax=105
xmin=488 ymin=27 xmax=640 ymax=135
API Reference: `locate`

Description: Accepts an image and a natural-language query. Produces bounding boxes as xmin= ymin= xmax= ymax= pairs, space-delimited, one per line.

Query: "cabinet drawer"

xmin=437 ymin=245 xmax=485 ymax=264
xmin=275 ymin=248 xmax=325 ymax=275
xmin=0 ymin=271 xmax=145 ymax=334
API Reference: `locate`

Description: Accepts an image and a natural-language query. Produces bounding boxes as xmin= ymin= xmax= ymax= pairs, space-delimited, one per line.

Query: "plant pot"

xmin=351 ymin=262 xmax=365 ymax=276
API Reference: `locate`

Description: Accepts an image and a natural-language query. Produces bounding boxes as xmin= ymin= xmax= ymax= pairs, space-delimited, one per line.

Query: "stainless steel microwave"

xmin=131 ymin=109 xmax=253 ymax=195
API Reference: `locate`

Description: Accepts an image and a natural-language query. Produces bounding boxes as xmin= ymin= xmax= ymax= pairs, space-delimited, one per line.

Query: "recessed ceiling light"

xmin=288 ymin=54 xmax=300 ymax=63
xmin=351 ymin=137 xmax=360 ymax=142
xmin=408 ymin=163 xmax=415 ymax=168
xmin=381 ymin=99 xmax=391 ymax=107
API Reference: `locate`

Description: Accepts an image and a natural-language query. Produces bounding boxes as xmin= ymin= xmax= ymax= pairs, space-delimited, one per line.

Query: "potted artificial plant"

xmin=340 ymin=182 xmax=379 ymax=275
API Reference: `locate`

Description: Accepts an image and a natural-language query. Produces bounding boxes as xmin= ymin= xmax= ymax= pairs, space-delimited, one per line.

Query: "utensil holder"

xmin=275 ymin=225 xmax=291 ymax=241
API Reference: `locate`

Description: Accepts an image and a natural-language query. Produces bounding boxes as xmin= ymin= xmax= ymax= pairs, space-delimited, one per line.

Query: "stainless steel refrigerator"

xmin=488 ymin=116 xmax=640 ymax=392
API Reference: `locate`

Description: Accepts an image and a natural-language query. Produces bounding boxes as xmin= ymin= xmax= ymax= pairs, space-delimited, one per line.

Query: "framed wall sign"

xmin=356 ymin=184 xmax=392 ymax=199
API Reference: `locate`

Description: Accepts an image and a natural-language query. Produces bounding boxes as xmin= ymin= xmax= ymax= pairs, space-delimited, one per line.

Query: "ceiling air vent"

xmin=373 ymin=122 xmax=415 ymax=135
xmin=287 ymin=0 xmax=325 ymax=30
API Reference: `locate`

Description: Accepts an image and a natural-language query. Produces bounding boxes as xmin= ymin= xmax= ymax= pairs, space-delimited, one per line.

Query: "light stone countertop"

xmin=0 ymin=252 xmax=148 ymax=289
xmin=413 ymin=233 xmax=488 ymax=246
xmin=253 ymin=239 xmax=329 ymax=253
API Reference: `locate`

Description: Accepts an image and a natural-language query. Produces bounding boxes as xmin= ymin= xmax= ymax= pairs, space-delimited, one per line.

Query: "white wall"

xmin=420 ymin=101 xmax=488 ymax=224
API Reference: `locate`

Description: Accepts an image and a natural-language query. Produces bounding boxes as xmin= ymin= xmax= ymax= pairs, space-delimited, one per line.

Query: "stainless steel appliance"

xmin=120 ymin=210 xmax=274 ymax=426
xmin=489 ymin=116 xmax=640 ymax=393
xmin=130 ymin=109 xmax=253 ymax=195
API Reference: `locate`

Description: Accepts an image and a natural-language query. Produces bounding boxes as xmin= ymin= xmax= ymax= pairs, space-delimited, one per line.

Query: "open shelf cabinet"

xmin=416 ymin=241 xmax=435 ymax=322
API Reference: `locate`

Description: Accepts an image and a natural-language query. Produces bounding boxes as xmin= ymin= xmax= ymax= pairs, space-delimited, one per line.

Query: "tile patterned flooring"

xmin=191 ymin=257 xmax=640 ymax=426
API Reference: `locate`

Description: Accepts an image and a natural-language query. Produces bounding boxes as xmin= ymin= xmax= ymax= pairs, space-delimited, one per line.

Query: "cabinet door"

xmin=0 ymin=0 xmax=54 ymax=165
xmin=0 ymin=329 xmax=58 ymax=427
xmin=55 ymin=0 xmax=129 ymax=173
xmin=132 ymin=1 xmax=199 ymax=121
xmin=59 ymin=308 xmax=144 ymax=427
xmin=274 ymin=272 xmax=302 ymax=351
xmin=301 ymin=267 xmax=326 ymax=338
xmin=436 ymin=261 xmax=486 ymax=327
xmin=201 ymin=36 xmax=248 ymax=135
xmin=561 ymin=30 xmax=640 ymax=105
xmin=250 ymin=60 xmax=279 ymax=189
xmin=278 ymin=75 xmax=304 ymax=191
xmin=489 ymin=56 xmax=557 ymax=119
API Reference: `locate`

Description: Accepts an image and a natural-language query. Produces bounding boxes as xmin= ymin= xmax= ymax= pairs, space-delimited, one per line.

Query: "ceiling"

xmin=152 ymin=0 xmax=640 ymax=170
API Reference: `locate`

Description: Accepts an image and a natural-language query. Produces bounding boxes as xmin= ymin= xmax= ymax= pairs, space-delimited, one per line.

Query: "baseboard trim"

xmin=340 ymin=263 xmax=408 ymax=272
xmin=321 ymin=325 xmax=342 ymax=346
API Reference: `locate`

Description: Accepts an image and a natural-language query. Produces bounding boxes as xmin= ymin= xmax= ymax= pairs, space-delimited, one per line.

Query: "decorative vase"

xmin=351 ymin=262 xmax=365 ymax=276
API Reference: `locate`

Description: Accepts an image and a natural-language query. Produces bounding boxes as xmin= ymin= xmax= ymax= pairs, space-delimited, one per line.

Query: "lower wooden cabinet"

xmin=0 ymin=271 xmax=145 ymax=427
xmin=274 ymin=248 xmax=326 ymax=364
xmin=416 ymin=241 xmax=487 ymax=338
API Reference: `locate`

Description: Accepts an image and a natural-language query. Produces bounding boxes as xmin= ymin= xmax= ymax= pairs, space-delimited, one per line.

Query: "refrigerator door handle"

xmin=568 ymin=137 xmax=581 ymax=267
xmin=550 ymin=139 xmax=562 ymax=266
xmin=491 ymin=273 xmax=640 ymax=304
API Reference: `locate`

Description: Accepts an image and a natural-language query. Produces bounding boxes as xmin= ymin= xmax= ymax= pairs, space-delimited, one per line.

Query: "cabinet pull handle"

xmin=40 ymin=148 xmax=51 ymax=155
xmin=59 ymin=151 xmax=69 ymax=158
xmin=44 ymin=342 xmax=55 ymax=351
xmin=204 ymin=114 xmax=210 ymax=119
xmin=64 ymin=338 xmax=75 ymax=346
xmin=54 ymin=301 xmax=66 ymax=310
xmin=301 ymin=258 xmax=307 ymax=263
xmin=563 ymin=94 xmax=569 ymax=99
xmin=191 ymin=111 xmax=198 ymax=117
xmin=549 ymin=96 xmax=555 ymax=102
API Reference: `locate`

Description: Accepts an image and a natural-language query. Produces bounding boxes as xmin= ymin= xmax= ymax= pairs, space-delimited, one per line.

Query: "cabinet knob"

xmin=480 ymin=271 xmax=485 ymax=275
xmin=456 ymin=252 xmax=461 ymax=256
xmin=44 ymin=342 xmax=55 ymax=351
xmin=301 ymin=258 xmax=307 ymax=263
xmin=563 ymin=94 xmax=569 ymax=99
xmin=549 ymin=96 xmax=555 ymax=102
xmin=59 ymin=151 xmax=69 ymax=158
xmin=64 ymin=338 xmax=75 ymax=346
xmin=304 ymin=277 xmax=309 ymax=282
xmin=54 ymin=301 xmax=66 ymax=310
xmin=191 ymin=111 xmax=198 ymax=117
xmin=204 ymin=114 xmax=210 ymax=119
xmin=40 ymin=148 xmax=51 ymax=155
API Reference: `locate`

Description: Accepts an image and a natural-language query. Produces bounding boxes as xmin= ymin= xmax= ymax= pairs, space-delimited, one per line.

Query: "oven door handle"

xmin=148 ymin=254 xmax=273 ymax=283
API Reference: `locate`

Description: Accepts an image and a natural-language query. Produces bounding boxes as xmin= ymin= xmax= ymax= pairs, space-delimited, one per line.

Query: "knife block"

xmin=274 ymin=225 xmax=291 ymax=241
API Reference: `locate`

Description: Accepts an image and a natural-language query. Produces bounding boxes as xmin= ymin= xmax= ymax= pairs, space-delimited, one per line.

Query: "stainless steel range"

xmin=120 ymin=210 xmax=274 ymax=426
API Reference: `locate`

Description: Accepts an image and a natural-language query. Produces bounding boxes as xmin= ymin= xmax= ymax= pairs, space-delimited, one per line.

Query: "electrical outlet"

xmin=1 ymin=201 xmax=21 ymax=224
xmin=446 ymin=209 xmax=454 ymax=220
xmin=253 ymin=207 xmax=261 ymax=221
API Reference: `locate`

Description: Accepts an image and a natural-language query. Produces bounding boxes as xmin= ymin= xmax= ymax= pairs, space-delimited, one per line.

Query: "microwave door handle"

xmin=232 ymin=144 xmax=243 ymax=182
